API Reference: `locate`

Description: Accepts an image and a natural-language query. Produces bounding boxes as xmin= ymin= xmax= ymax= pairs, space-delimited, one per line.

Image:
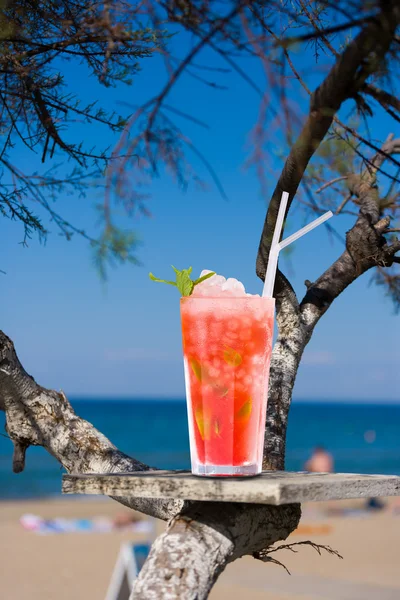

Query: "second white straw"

xmin=262 ymin=191 xmax=333 ymax=297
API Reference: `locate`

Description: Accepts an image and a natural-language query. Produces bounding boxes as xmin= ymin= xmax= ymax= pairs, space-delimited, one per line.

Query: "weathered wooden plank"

xmin=62 ymin=471 xmax=400 ymax=505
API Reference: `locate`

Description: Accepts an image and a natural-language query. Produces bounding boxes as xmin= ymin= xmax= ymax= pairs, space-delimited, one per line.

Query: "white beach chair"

xmin=105 ymin=522 xmax=156 ymax=600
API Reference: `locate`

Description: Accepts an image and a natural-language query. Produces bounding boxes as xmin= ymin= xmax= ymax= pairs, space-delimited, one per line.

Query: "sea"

xmin=1 ymin=399 xmax=400 ymax=499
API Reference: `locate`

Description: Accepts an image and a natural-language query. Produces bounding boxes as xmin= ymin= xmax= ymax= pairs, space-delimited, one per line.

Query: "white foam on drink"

xmin=192 ymin=270 xmax=260 ymax=298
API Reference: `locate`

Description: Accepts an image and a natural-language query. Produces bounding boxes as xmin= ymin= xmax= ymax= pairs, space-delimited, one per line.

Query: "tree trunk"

xmin=134 ymin=502 xmax=300 ymax=599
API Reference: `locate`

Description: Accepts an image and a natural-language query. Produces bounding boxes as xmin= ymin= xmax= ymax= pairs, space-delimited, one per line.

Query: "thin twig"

xmin=316 ymin=176 xmax=348 ymax=193
xmin=254 ymin=539 xmax=343 ymax=574
xmin=263 ymin=540 xmax=343 ymax=559
xmin=298 ymin=0 xmax=340 ymax=58
xmin=280 ymin=14 xmax=376 ymax=48
xmin=336 ymin=193 xmax=353 ymax=215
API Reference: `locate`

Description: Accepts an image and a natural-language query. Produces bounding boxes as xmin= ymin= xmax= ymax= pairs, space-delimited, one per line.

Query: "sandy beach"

xmin=1 ymin=496 xmax=400 ymax=600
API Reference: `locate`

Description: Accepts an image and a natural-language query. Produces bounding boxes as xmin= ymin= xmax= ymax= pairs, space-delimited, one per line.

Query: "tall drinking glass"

xmin=180 ymin=296 xmax=275 ymax=476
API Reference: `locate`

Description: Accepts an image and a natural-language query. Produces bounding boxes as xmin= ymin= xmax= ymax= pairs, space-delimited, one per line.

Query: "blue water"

xmin=1 ymin=399 xmax=399 ymax=499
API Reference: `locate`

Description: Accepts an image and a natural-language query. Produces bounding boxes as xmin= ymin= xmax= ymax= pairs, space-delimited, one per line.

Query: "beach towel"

xmin=20 ymin=514 xmax=154 ymax=535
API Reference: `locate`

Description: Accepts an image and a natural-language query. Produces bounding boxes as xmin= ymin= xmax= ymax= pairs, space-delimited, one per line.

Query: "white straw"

xmin=262 ymin=192 xmax=333 ymax=297
xmin=262 ymin=191 xmax=289 ymax=298
xmin=278 ymin=211 xmax=333 ymax=251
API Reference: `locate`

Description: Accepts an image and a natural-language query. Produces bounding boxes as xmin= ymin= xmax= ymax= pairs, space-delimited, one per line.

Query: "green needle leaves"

xmin=149 ymin=266 xmax=215 ymax=296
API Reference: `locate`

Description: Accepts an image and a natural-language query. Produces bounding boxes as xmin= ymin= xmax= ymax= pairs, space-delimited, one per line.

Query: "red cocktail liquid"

xmin=181 ymin=296 xmax=274 ymax=476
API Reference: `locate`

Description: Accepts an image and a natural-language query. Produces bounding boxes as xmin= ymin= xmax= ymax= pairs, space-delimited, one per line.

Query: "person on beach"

xmin=304 ymin=446 xmax=334 ymax=473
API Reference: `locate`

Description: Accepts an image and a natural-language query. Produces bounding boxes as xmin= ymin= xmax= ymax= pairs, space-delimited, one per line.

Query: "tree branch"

xmin=265 ymin=146 xmax=400 ymax=465
xmin=0 ymin=330 xmax=183 ymax=521
xmin=363 ymin=84 xmax=400 ymax=119
xmin=298 ymin=0 xmax=340 ymax=59
xmin=256 ymin=2 xmax=400 ymax=282
xmin=336 ymin=193 xmax=353 ymax=215
xmin=316 ymin=176 xmax=348 ymax=194
xmin=370 ymin=134 xmax=400 ymax=174
xmin=259 ymin=3 xmax=400 ymax=469
xmin=255 ymin=539 xmax=343 ymax=571
xmin=301 ymin=136 xmax=400 ymax=330
xmin=281 ymin=15 xmax=377 ymax=48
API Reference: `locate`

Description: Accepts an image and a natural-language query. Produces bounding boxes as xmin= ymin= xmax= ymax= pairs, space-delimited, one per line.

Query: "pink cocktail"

xmin=181 ymin=290 xmax=274 ymax=476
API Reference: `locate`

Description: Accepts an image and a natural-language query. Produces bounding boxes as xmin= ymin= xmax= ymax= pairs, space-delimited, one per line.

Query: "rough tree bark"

xmin=1 ymin=3 xmax=400 ymax=599
xmin=0 ymin=331 xmax=184 ymax=521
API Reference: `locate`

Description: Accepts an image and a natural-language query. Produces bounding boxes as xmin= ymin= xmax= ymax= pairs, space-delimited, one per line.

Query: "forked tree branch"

xmin=0 ymin=330 xmax=183 ymax=521
xmin=264 ymin=136 xmax=400 ymax=463
xmin=260 ymin=3 xmax=400 ymax=469
xmin=301 ymin=137 xmax=400 ymax=331
xmin=256 ymin=2 xmax=400 ymax=283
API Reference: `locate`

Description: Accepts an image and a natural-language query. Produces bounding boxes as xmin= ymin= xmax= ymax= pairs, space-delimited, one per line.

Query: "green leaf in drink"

xmin=195 ymin=407 xmax=205 ymax=439
xmin=213 ymin=382 xmax=229 ymax=397
xmin=190 ymin=358 xmax=203 ymax=382
xmin=223 ymin=346 xmax=242 ymax=367
xmin=149 ymin=266 xmax=215 ymax=296
xmin=236 ymin=397 xmax=252 ymax=420
xmin=190 ymin=357 xmax=229 ymax=397
xmin=195 ymin=407 xmax=212 ymax=440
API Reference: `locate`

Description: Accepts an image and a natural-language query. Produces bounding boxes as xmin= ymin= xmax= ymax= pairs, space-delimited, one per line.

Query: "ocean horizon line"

xmin=67 ymin=396 xmax=400 ymax=405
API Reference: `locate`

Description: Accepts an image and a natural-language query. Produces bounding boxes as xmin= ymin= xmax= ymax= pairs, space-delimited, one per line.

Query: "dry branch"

xmin=254 ymin=540 xmax=343 ymax=575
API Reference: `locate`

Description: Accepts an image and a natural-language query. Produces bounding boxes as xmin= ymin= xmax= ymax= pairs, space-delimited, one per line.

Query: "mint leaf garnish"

xmin=194 ymin=272 xmax=216 ymax=286
xmin=149 ymin=273 xmax=177 ymax=286
xmin=172 ymin=265 xmax=194 ymax=296
xmin=149 ymin=266 xmax=215 ymax=296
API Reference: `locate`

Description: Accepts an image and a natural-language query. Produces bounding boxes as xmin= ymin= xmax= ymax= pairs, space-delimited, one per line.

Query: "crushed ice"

xmin=192 ymin=270 xmax=260 ymax=297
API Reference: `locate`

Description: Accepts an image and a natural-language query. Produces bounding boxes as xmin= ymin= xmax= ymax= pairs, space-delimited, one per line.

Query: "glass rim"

xmin=180 ymin=295 xmax=275 ymax=302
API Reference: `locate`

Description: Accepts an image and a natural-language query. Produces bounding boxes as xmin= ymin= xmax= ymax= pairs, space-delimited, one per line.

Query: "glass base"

xmin=192 ymin=463 xmax=260 ymax=477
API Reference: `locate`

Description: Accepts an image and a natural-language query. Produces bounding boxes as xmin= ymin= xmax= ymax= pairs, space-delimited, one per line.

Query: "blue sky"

xmin=1 ymin=26 xmax=399 ymax=401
